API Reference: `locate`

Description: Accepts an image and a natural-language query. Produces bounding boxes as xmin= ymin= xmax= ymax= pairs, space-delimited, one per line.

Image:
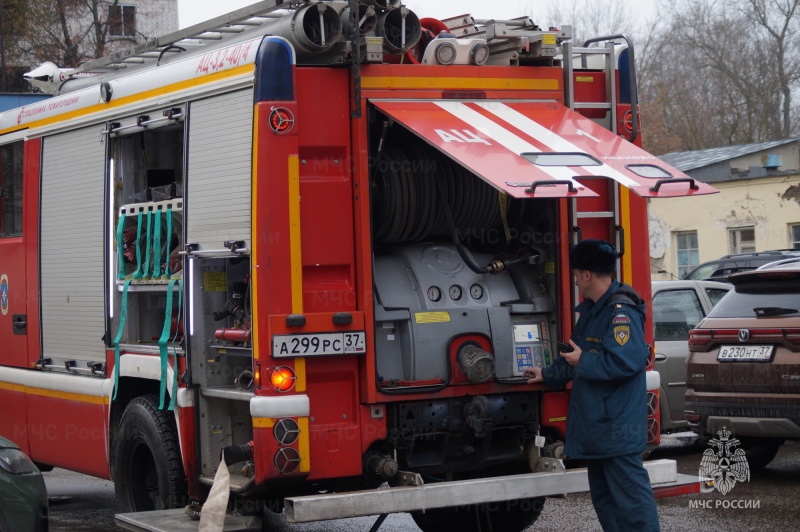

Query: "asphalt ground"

xmin=45 ymin=434 xmax=800 ymax=531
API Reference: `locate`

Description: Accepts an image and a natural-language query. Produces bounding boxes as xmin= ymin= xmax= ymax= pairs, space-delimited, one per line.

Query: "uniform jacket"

xmin=542 ymin=280 xmax=649 ymax=459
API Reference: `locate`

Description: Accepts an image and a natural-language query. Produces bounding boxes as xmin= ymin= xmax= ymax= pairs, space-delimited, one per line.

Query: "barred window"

xmin=729 ymin=227 xmax=755 ymax=254
xmin=675 ymin=231 xmax=698 ymax=279
xmin=0 ymin=142 xmax=24 ymax=237
xmin=109 ymin=5 xmax=136 ymax=37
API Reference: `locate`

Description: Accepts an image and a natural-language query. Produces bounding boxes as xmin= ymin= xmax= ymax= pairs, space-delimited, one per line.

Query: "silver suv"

xmin=652 ymin=280 xmax=731 ymax=433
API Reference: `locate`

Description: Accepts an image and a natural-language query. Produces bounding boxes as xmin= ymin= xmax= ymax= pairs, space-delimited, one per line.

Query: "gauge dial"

xmin=470 ymin=284 xmax=484 ymax=300
xmin=449 ymin=285 xmax=462 ymax=301
xmin=427 ymin=286 xmax=442 ymax=302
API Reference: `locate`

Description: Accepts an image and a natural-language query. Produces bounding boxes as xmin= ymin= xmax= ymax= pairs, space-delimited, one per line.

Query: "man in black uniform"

xmin=525 ymin=239 xmax=660 ymax=532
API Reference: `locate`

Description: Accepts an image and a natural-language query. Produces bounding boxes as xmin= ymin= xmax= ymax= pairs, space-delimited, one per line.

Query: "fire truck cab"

xmin=0 ymin=1 xmax=712 ymax=530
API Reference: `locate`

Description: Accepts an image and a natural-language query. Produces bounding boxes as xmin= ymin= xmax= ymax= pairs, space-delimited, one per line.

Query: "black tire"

xmin=114 ymin=394 xmax=187 ymax=512
xmin=411 ymin=498 xmax=545 ymax=532
xmin=743 ymin=441 xmax=781 ymax=471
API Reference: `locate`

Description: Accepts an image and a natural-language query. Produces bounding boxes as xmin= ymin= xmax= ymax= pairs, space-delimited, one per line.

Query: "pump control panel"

xmin=511 ymin=318 xmax=553 ymax=376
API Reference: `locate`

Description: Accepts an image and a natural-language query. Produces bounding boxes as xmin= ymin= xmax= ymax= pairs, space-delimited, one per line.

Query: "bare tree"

xmin=541 ymin=0 xmax=639 ymax=46
xmin=735 ymin=0 xmax=800 ymax=137
xmin=20 ymin=0 xmax=133 ymax=68
xmin=20 ymin=0 xmax=180 ymax=69
xmin=0 ymin=0 xmax=34 ymax=90
xmin=637 ymin=0 xmax=796 ymax=152
xmin=528 ymin=0 xmax=800 ymax=153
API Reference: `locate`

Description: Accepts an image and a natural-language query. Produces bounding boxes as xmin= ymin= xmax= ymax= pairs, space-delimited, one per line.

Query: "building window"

xmin=791 ymin=224 xmax=800 ymax=249
xmin=675 ymin=231 xmax=698 ymax=279
xmin=109 ymin=5 xmax=136 ymax=37
xmin=729 ymin=227 xmax=755 ymax=254
xmin=0 ymin=142 xmax=24 ymax=238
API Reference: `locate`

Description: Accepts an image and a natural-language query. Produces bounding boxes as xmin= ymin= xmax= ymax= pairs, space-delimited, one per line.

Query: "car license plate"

xmin=272 ymin=331 xmax=366 ymax=358
xmin=717 ymin=345 xmax=774 ymax=362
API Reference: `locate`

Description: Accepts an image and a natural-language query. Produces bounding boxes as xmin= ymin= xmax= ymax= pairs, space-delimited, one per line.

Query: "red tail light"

xmin=688 ymin=329 xmax=713 ymax=352
xmin=786 ymin=329 xmax=800 ymax=346
xmin=688 ymin=328 xmax=800 ymax=352
xmin=622 ymin=110 xmax=634 ymax=132
xmin=750 ymin=328 xmax=800 ymax=349
xmin=750 ymin=328 xmax=785 ymax=337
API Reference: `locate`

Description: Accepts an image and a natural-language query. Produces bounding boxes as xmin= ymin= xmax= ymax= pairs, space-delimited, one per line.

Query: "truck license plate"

xmin=717 ymin=345 xmax=774 ymax=362
xmin=272 ymin=331 xmax=366 ymax=358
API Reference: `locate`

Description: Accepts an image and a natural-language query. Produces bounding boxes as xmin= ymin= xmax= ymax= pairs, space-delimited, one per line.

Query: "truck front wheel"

xmin=113 ymin=394 xmax=187 ymax=512
xmin=411 ymin=497 xmax=545 ymax=532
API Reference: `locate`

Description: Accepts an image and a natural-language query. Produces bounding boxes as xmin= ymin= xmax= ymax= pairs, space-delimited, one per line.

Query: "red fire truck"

xmin=0 ymin=1 xmax=714 ymax=530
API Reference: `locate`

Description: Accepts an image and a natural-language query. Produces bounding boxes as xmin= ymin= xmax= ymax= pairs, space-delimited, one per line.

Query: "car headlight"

xmin=0 ymin=448 xmax=36 ymax=475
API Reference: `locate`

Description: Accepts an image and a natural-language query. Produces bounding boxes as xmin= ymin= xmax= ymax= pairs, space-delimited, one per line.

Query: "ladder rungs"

xmin=577 ymin=211 xmax=614 ymax=218
xmin=574 ymin=102 xmax=612 ymax=110
xmin=571 ymin=47 xmax=612 ymax=55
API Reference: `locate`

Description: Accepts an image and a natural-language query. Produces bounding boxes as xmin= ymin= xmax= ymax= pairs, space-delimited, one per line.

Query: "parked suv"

xmin=685 ymin=263 xmax=800 ymax=469
xmin=683 ymin=249 xmax=800 ymax=282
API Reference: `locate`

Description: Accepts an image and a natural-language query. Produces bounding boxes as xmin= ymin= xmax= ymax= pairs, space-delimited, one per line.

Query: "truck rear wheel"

xmin=411 ymin=498 xmax=545 ymax=532
xmin=114 ymin=394 xmax=187 ymax=512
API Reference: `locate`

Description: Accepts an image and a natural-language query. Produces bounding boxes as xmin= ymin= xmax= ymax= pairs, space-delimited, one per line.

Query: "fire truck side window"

xmin=0 ymin=141 xmax=24 ymax=238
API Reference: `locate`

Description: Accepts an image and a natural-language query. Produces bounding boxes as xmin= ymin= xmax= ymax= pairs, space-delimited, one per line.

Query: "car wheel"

xmin=742 ymin=440 xmax=781 ymax=471
xmin=114 ymin=394 xmax=187 ymax=512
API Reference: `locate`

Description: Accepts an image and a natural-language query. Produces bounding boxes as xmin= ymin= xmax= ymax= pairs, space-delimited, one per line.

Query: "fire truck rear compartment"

xmin=366 ymin=115 xmax=559 ymax=474
xmin=369 ymin=120 xmax=558 ymax=392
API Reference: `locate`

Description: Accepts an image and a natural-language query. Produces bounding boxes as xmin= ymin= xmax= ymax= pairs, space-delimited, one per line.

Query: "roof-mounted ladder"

xmin=71 ymin=0 xmax=312 ymax=76
xmin=440 ymin=15 xmax=571 ymax=63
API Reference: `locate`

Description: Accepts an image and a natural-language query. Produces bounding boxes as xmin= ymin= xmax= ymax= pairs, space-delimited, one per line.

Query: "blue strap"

xmin=158 ymin=278 xmax=179 ymax=409
xmin=132 ymin=212 xmax=144 ymax=280
xmin=112 ymin=280 xmax=132 ymax=400
xmin=169 ymin=279 xmax=184 ymax=411
xmin=142 ymin=211 xmax=153 ymax=280
xmin=152 ymin=209 xmax=163 ymax=279
xmin=115 ymin=214 xmax=127 ymax=280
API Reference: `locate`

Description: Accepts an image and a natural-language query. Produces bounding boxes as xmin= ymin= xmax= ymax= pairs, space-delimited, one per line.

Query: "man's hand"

xmin=561 ymin=339 xmax=582 ymax=367
xmin=524 ymin=366 xmax=543 ymax=384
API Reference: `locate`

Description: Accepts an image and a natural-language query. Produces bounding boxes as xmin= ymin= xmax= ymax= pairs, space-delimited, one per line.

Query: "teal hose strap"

xmin=115 ymin=214 xmax=127 ymax=280
xmin=163 ymin=208 xmax=173 ymax=279
xmin=169 ymin=279 xmax=184 ymax=411
xmin=132 ymin=212 xmax=144 ymax=280
xmin=152 ymin=209 xmax=163 ymax=279
xmin=112 ymin=280 xmax=132 ymax=400
xmin=142 ymin=211 xmax=153 ymax=280
xmin=159 ymin=278 xmax=179 ymax=409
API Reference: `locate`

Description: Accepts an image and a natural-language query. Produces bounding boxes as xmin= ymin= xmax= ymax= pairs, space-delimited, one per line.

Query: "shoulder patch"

xmin=614 ymin=326 xmax=630 ymax=345
xmin=612 ymin=313 xmax=631 ymax=324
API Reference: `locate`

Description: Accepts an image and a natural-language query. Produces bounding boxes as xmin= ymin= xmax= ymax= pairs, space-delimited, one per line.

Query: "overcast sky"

xmin=177 ymin=0 xmax=657 ymax=30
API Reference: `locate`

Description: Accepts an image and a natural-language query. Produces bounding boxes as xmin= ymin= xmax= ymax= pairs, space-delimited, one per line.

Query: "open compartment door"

xmin=372 ymin=100 xmax=718 ymax=199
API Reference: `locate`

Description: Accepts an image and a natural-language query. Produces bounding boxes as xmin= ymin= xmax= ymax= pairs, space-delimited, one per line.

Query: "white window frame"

xmin=791 ymin=224 xmax=800 ymax=250
xmin=109 ymin=4 xmax=136 ymax=37
xmin=675 ymin=231 xmax=699 ymax=279
xmin=729 ymin=226 xmax=755 ymax=254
